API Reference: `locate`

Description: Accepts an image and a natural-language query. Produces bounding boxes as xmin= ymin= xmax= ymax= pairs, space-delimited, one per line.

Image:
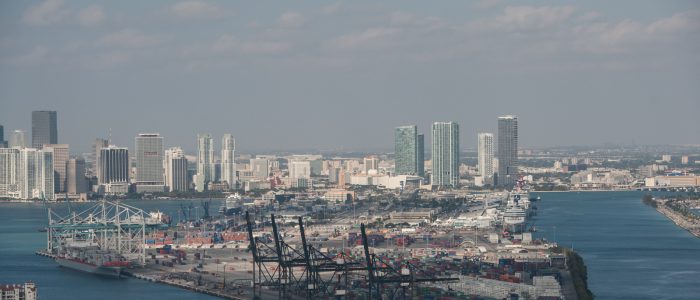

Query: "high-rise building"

xmin=221 ymin=134 xmax=236 ymax=187
xmin=31 ymin=111 xmax=57 ymax=148
xmin=18 ymin=148 xmax=54 ymax=200
xmin=10 ymin=130 xmax=26 ymax=148
xmin=164 ymin=147 xmax=188 ymax=192
xmin=417 ymin=134 xmax=425 ymax=177
xmin=497 ymin=115 xmax=518 ymax=187
xmin=289 ymin=160 xmax=311 ymax=180
xmin=0 ymin=148 xmax=20 ymax=198
xmin=66 ymin=157 xmax=87 ymax=195
xmin=0 ymin=124 xmax=6 ymax=148
xmin=431 ymin=122 xmax=460 ymax=187
xmin=134 ymin=134 xmax=164 ymax=192
xmin=43 ymin=144 xmax=69 ymax=193
xmin=364 ymin=156 xmax=380 ymax=174
xmin=395 ymin=125 xmax=421 ymax=176
xmin=250 ymin=158 xmax=270 ymax=180
xmin=99 ymin=146 xmax=129 ymax=185
xmin=478 ymin=133 xmax=495 ymax=183
xmin=197 ymin=134 xmax=215 ymax=184
xmin=92 ymin=138 xmax=109 ymax=178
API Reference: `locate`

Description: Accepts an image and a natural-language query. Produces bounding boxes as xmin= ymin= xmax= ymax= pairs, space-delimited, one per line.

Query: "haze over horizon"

xmin=1 ymin=0 xmax=699 ymax=154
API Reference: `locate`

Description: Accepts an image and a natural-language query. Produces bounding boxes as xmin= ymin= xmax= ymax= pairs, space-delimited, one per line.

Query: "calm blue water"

xmin=532 ymin=191 xmax=700 ymax=300
xmin=3 ymin=193 xmax=700 ymax=299
xmin=0 ymin=199 xmax=224 ymax=300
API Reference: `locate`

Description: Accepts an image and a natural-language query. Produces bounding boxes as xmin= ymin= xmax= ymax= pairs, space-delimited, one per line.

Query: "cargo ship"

xmin=55 ymin=243 xmax=129 ymax=277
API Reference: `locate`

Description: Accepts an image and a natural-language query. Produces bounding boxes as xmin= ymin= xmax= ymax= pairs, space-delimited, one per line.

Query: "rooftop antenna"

xmin=108 ymin=128 xmax=112 ymax=145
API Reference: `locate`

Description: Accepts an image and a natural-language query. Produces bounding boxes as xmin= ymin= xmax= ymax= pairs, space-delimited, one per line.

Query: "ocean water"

xmin=2 ymin=193 xmax=700 ymax=299
xmin=531 ymin=191 xmax=700 ymax=300
xmin=0 ymin=199 xmax=224 ymax=300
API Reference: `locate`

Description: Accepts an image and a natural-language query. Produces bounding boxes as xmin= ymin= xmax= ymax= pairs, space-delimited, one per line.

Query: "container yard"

xmin=37 ymin=186 xmax=579 ymax=299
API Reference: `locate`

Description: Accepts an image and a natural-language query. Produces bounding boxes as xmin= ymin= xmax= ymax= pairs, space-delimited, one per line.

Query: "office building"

xmin=289 ymin=160 xmax=311 ymax=180
xmin=478 ymin=133 xmax=495 ymax=184
xmin=0 ymin=282 xmax=37 ymax=300
xmin=31 ymin=111 xmax=57 ymax=148
xmin=417 ymin=134 xmax=425 ymax=177
xmin=250 ymin=158 xmax=270 ymax=180
xmin=164 ymin=147 xmax=188 ymax=192
xmin=66 ymin=157 xmax=87 ymax=195
xmin=99 ymin=146 xmax=129 ymax=185
xmin=92 ymin=138 xmax=109 ymax=178
xmin=221 ymin=134 xmax=236 ymax=187
xmin=196 ymin=134 xmax=215 ymax=184
xmin=364 ymin=156 xmax=380 ymax=174
xmin=0 ymin=125 xmax=6 ymax=148
xmin=395 ymin=125 xmax=423 ymax=176
xmin=18 ymin=148 xmax=54 ymax=200
xmin=134 ymin=134 xmax=165 ymax=192
xmin=10 ymin=130 xmax=26 ymax=148
xmin=497 ymin=115 xmax=519 ymax=186
xmin=431 ymin=122 xmax=460 ymax=187
xmin=43 ymin=144 xmax=68 ymax=193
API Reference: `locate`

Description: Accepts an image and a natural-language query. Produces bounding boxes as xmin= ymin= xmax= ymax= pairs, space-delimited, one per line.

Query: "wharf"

xmin=123 ymin=270 xmax=247 ymax=300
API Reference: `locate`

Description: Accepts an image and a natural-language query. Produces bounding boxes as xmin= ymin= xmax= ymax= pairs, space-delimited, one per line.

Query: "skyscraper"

xmin=0 ymin=125 xmax=6 ymax=148
xmin=31 ymin=111 xmax=57 ymax=148
xmin=477 ymin=133 xmax=495 ymax=184
xmin=93 ymin=138 xmax=109 ymax=179
xmin=497 ymin=115 xmax=518 ymax=187
xmin=18 ymin=147 xmax=54 ymax=200
xmin=43 ymin=144 xmax=69 ymax=193
xmin=197 ymin=134 xmax=215 ymax=184
xmin=99 ymin=146 xmax=129 ymax=185
xmin=250 ymin=158 xmax=270 ymax=180
xmin=364 ymin=156 xmax=380 ymax=174
xmin=431 ymin=122 xmax=460 ymax=187
xmin=221 ymin=134 xmax=236 ymax=187
xmin=135 ymin=134 xmax=165 ymax=192
xmin=0 ymin=148 xmax=20 ymax=198
xmin=66 ymin=157 xmax=87 ymax=195
xmin=164 ymin=147 xmax=188 ymax=192
xmin=417 ymin=134 xmax=425 ymax=177
xmin=10 ymin=130 xmax=26 ymax=148
xmin=395 ymin=125 xmax=420 ymax=176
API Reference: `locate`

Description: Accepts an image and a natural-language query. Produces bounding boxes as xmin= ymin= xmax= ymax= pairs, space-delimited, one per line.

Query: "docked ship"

xmin=502 ymin=176 xmax=535 ymax=232
xmin=219 ymin=193 xmax=243 ymax=216
xmin=55 ymin=241 xmax=129 ymax=277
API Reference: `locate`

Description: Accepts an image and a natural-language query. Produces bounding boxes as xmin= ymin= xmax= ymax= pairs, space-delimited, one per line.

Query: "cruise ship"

xmin=219 ymin=193 xmax=243 ymax=216
xmin=501 ymin=176 xmax=535 ymax=232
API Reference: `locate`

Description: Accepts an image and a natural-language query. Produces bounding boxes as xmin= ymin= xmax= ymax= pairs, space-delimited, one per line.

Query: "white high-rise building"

xmin=250 ymin=158 xmax=270 ymax=180
xmin=197 ymin=134 xmax=215 ymax=184
xmin=134 ymin=134 xmax=165 ymax=192
xmin=164 ymin=147 xmax=188 ymax=192
xmin=221 ymin=134 xmax=236 ymax=188
xmin=10 ymin=130 xmax=26 ymax=148
xmin=18 ymin=148 xmax=54 ymax=200
xmin=431 ymin=122 xmax=460 ymax=187
xmin=0 ymin=148 xmax=20 ymax=198
xmin=289 ymin=160 xmax=311 ymax=180
xmin=478 ymin=133 xmax=495 ymax=183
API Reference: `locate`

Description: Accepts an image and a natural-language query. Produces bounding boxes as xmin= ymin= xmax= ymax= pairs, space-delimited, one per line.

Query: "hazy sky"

xmin=1 ymin=0 xmax=699 ymax=154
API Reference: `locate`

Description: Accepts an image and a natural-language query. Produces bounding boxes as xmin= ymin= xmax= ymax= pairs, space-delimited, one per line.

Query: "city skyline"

xmin=1 ymin=1 xmax=698 ymax=153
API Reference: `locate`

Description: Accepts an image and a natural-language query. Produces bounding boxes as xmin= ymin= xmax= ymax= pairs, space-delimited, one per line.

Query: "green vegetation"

xmin=565 ymin=248 xmax=594 ymax=300
xmin=641 ymin=194 xmax=657 ymax=208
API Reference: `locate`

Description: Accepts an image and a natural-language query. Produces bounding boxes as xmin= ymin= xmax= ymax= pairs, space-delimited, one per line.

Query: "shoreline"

xmin=654 ymin=203 xmax=700 ymax=239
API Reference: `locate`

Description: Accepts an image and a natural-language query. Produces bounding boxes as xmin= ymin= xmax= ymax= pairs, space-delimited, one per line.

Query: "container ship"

xmin=55 ymin=242 xmax=129 ymax=277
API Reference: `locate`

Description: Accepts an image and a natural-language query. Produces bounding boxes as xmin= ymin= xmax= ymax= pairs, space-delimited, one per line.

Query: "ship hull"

xmin=55 ymin=258 xmax=123 ymax=277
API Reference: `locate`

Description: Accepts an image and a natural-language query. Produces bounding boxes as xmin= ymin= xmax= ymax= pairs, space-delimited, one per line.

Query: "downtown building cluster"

xmin=1 ymin=110 xmax=520 ymax=200
xmin=393 ymin=116 xmax=518 ymax=188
